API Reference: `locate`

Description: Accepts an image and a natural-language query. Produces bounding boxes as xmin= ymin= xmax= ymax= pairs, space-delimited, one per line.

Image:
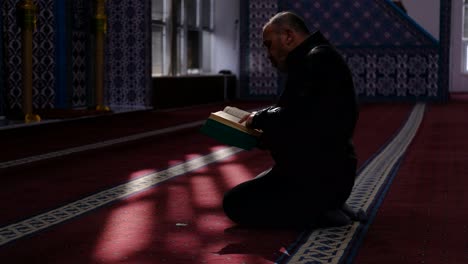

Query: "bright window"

xmin=151 ymin=25 xmax=165 ymax=75
xmin=151 ymin=0 xmax=213 ymax=76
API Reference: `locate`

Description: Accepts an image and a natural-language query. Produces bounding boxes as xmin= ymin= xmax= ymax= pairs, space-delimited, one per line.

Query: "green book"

xmin=200 ymin=106 xmax=262 ymax=150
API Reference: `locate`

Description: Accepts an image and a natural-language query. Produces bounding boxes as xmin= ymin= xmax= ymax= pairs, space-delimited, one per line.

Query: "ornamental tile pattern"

xmin=71 ymin=0 xmax=91 ymax=107
xmin=105 ymin=0 xmax=151 ymax=108
xmin=281 ymin=0 xmax=436 ymax=46
xmin=241 ymin=0 xmax=444 ymax=101
xmin=247 ymin=0 xmax=279 ymax=96
xmin=0 ymin=3 xmax=4 ymax=116
xmin=340 ymin=47 xmax=439 ymax=99
xmin=3 ymin=0 xmax=56 ymax=110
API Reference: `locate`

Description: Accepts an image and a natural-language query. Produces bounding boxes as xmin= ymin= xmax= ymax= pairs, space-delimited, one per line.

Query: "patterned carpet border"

xmin=283 ymin=103 xmax=426 ymax=264
xmin=0 ymin=147 xmax=243 ymax=246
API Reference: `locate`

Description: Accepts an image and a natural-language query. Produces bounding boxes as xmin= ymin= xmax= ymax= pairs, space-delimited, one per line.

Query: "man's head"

xmin=262 ymin=11 xmax=310 ymax=71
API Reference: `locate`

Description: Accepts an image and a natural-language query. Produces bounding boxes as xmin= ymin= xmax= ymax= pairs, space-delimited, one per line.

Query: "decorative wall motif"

xmin=32 ymin=0 xmax=56 ymax=108
xmin=282 ymin=0 xmax=441 ymax=100
xmin=4 ymin=1 xmax=25 ymax=110
xmin=281 ymin=0 xmax=436 ymax=46
xmin=1 ymin=0 xmax=151 ymax=111
xmin=341 ymin=47 xmax=439 ymax=99
xmin=0 ymin=0 xmax=453 ymax=110
xmin=71 ymin=0 xmax=90 ymax=107
xmin=241 ymin=0 xmax=445 ymax=101
xmin=105 ymin=0 xmax=151 ymax=108
xmin=246 ymin=0 xmax=278 ymax=96
xmin=4 ymin=0 xmax=56 ymax=111
xmin=0 ymin=2 xmax=4 ymax=116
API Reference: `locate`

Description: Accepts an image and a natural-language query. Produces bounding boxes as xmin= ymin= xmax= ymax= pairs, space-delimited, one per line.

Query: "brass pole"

xmin=17 ymin=0 xmax=40 ymax=123
xmin=94 ymin=0 xmax=110 ymax=111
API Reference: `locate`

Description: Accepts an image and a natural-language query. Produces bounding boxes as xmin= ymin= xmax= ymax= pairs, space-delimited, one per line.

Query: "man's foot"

xmin=342 ymin=203 xmax=368 ymax=222
xmin=317 ymin=209 xmax=352 ymax=227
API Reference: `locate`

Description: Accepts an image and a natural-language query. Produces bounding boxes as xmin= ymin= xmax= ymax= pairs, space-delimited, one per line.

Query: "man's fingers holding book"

xmin=239 ymin=112 xmax=256 ymax=128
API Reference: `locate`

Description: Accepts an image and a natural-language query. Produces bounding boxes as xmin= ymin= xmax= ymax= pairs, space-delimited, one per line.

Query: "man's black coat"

xmin=250 ymin=31 xmax=359 ymax=208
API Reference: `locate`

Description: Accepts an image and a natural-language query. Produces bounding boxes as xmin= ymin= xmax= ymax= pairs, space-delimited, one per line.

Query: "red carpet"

xmin=0 ymin=102 xmax=414 ymax=263
xmin=0 ymin=100 xmax=267 ymax=163
xmin=353 ymin=101 xmax=468 ymax=264
xmin=353 ymin=102 xmax=415 ymax=168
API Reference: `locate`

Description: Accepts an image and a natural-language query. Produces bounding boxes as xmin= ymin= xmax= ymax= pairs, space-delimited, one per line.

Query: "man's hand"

xmin=238 ymin=112 xmax=256 ymax=128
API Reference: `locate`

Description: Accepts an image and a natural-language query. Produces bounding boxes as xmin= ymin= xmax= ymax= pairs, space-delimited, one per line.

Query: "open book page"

xmin=208 ymin=106 xmax=261 ymax=136
xmin=210 ymin=111 xmax=244 ymax=126
xmin=223 ymin=106 xmax=251 ymax=120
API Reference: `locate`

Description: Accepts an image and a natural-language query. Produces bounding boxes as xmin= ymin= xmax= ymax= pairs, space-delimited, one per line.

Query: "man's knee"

xmin=222 ymin=190 xmax=243 ymax=224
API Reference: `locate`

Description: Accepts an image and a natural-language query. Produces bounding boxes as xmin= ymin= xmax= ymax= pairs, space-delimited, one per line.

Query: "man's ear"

xmin=284 ymin=29 xmax=295 ymax=46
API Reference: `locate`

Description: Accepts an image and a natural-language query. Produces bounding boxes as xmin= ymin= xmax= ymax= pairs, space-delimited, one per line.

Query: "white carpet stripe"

xmin=0 ymin=120 xmax=204 ymax=169
xmin=0 ymin=107 xmax=266 ymax=169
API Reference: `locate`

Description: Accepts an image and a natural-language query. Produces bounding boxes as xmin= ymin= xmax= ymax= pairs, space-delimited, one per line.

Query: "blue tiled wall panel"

xmin=341 ymin=47 xmax=440 ymax=100
xmin=240 ymin=0 xmax=279 ymax=98
xmin=4 ymin=0 xmax=56 ymax=111
xmin=280 ymin=0 xmax=437 ymax=47
xmin=240 ymin=0 xmax=447 ymax=102
xmin=0 ymin=0 xmax=4 ymax=116
xmin=70 ymin=0 xmax=91 ymax=108
xmin=54 ymin=0 xmax=68 ymax=108
xmin=105 ymin=0 xmax=151 ymax=108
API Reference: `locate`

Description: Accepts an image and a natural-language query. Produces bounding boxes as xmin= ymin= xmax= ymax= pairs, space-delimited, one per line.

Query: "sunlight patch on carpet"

xmin=93 ymin=199 xmax=156 ymax=262
xmin=0 ymin=147 xmax=244 ymax=246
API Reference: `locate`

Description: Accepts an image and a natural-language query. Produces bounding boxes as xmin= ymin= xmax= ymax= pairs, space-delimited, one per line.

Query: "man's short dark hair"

xmin=265 ymin=11 xmax=310 ymax=35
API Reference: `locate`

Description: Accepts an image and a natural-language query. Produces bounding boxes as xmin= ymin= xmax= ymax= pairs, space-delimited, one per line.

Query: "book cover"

xmin=200 ymin=106 xmax=262 ymax=150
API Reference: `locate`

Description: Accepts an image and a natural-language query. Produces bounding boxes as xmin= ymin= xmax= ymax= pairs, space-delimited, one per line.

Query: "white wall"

xmin=400 ymin=0 xmax=440 ymax=40
xmin=450 ymin=0 xmax=468 ymax=92
xmin=212 ymin=0 xmax=240 ymax=77
xmin=403 ymin=0 xmax=468 ymax=92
